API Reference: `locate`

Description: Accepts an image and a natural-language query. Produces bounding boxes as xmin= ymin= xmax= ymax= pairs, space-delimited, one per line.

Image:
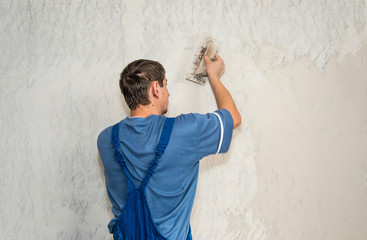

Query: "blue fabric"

xmin=97 ymin=109 xmax=234 ymax=239
xmin=111 ymin=118 xmax=175 ymax=240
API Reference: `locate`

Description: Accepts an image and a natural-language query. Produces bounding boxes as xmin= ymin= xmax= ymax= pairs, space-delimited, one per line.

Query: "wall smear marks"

xmin=1 ymin=1 xmax=367 ymax=239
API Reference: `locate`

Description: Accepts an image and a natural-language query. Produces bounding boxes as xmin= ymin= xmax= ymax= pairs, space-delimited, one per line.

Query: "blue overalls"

xmin=111 ymin=118 xmax=193 ymax=240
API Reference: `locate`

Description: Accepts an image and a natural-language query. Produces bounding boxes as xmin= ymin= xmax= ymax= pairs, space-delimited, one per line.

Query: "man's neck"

xmin=130 ymin=104 xmax=161 ymax=118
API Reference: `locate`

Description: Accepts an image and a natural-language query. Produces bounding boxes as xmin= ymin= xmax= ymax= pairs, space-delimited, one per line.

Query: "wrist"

xmin=207 ymin=73 xmax=221 ymax=81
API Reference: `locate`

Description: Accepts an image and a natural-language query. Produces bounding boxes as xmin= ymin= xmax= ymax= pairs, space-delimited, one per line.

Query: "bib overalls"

xmin=111 ymin=118 xmax=193 ymax=240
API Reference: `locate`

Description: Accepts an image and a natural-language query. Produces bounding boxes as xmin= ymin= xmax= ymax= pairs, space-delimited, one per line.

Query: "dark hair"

xmin=119 ymin=59 xmax=165 ymax=110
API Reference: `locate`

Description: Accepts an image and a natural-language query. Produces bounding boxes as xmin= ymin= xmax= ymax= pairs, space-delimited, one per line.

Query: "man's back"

xmin=97 ymin=110 xmax=233 ymax=239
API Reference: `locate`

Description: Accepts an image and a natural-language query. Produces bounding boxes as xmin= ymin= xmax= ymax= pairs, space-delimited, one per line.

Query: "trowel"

xmin=185 ymin=35 xmax=222 ymax=85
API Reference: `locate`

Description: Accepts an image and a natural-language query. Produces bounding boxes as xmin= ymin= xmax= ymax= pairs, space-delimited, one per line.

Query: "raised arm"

xmin=204 ymin=53 xmax=242 ymax=129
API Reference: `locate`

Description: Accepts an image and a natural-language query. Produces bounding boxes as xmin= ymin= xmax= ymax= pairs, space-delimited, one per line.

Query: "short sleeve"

xmin=97 ymin=127 xmax=127 ymax=218
xmin=196 ymin=108 xmax=234 ymax=159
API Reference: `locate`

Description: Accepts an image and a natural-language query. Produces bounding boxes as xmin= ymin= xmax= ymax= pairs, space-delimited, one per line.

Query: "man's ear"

xmin=152 ymin=81 xmax=160 ymax=98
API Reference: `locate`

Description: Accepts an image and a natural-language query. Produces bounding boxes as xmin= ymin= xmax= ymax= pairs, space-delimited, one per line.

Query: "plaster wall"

xmin=1 ymin=1 xmax=367 ymax=239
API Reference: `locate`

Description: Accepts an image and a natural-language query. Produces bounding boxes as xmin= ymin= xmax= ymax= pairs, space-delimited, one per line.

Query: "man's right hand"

xmin=203 ymin=53 xmax=225 ymax=79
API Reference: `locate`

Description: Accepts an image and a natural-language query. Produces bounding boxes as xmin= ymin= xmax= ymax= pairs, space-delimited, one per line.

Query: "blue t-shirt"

xmin=97 ymin=109 xmax=234 ymax=239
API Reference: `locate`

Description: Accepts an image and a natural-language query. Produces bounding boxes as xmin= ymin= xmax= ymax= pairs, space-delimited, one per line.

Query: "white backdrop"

xmin=1 ymin=0 xmax=367 ymax=239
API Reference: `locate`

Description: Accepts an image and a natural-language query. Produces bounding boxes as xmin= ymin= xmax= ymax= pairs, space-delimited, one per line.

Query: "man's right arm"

xmin=204 ymin=53 xmax=242 ymax=129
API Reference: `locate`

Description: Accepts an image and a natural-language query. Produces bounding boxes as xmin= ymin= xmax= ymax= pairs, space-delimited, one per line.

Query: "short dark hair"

xmin=119 ymin=59 xmax=165 ymax=110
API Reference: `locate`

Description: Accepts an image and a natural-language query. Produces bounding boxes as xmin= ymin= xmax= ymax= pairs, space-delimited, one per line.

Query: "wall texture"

xmin=1 ymin=0 xmax=367 ymax=239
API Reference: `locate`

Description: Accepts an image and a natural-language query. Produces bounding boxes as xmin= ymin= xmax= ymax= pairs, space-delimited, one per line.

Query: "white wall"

xmin=1 ymin=1 xmax=366 ymax=239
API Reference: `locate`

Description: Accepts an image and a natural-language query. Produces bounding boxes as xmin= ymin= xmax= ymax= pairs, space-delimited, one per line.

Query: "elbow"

xmin=233 ymin=112 xmax=242 ymax=129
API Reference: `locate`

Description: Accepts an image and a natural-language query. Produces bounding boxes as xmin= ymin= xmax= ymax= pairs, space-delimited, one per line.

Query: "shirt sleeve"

xmin=97 ymin=127 xmax=126 ymax=218
xmin=196 ymin=108 xmax=234 ymax=159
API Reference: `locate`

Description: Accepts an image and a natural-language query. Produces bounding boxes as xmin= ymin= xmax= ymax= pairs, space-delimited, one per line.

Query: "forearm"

xmin=204 ymin=53 xmax=241 ymax=128
xmin=208 ymin=74 xmax=242 ymax=128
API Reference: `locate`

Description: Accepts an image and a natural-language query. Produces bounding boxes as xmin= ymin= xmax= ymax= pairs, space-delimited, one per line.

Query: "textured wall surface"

xmin=1 ymin=0 xmax=367 ymax=239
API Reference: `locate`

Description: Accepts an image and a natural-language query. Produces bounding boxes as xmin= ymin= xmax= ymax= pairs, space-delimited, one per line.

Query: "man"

xmin=97 ymin=53 xmax=241 ymax=240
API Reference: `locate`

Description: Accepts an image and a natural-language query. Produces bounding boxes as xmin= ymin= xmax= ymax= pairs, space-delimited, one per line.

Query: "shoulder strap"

xmin=112 ymin=123 xmax=137 ymax=189
xmin=140 ymin=117 xmax=175 ymax=190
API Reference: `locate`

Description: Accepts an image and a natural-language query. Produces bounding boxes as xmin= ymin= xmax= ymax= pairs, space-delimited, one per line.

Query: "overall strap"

xmin=140 ymin=117 xmax=175 ymax=190
xmin=112 ymin=123 xmax=137 ymax=190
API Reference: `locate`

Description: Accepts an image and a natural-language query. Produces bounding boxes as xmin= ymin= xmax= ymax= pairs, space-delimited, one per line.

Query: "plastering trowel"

xmin=185 ymin=35 xmax=222 ymax=85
